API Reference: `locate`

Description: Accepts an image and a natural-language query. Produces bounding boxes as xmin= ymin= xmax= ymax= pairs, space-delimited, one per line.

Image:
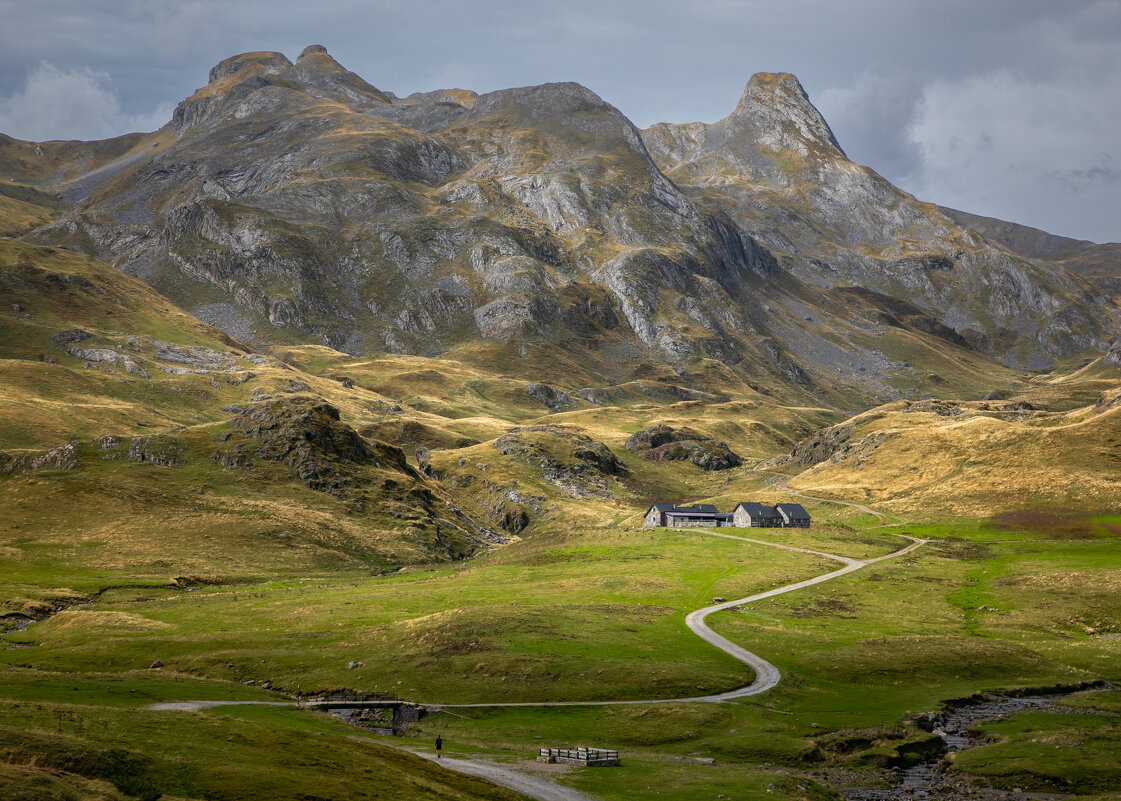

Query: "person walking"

xmin=435 ymin=734 xmax=443 ymax=759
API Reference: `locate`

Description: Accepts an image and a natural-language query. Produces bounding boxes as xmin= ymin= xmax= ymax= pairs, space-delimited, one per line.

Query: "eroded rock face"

xmin=624 ymin=424 xmax=742 ymax=471
xmin=12 ymin=48 xmax=840 ymax=395
xmin=791 ymin=423 xmax=856 ymax=467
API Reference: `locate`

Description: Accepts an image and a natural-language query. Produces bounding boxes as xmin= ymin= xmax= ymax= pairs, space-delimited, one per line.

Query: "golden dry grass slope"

xmin=782 ymin=368 xmax=1121 ymax=516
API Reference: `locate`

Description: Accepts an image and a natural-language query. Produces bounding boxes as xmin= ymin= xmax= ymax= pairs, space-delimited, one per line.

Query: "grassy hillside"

xmin=0 ymin=672 xmax=525 ymax=801
xmin=4 ymin=238 xmax=1121 ymax=798
xmin=781 ymin=366 xmax=1121 ymax=515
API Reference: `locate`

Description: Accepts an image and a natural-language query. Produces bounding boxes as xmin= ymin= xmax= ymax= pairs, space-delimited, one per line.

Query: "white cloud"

xmin=815 ymin=71 xmax=924 ymax=181
xmin=903 ymin=68 xmax=1121 ymax=243
xmin=0 ymin=62 xmax=172 ymax=142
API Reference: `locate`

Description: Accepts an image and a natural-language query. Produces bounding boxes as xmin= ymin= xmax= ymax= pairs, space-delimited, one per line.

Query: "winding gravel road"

xmin=434 ymin=531 xmax=925 ymax=708
xmin=679 ymin=531 xmax=925 ymax=701
xmin=146 ymin=531 xmax=926 ymax=801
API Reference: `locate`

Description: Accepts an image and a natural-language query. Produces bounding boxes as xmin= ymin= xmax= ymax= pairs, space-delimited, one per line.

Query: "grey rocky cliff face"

xmin=18 ymin=48 xmax=1118 ymax=398
xmin=641 ymin=73 xmax=1118 ymax=369
xmin=28 ymin=47 xmax=790 ymax=371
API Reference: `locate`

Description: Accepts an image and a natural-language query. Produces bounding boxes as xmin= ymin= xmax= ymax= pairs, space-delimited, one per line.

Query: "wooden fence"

xmin=537 ymin=747 xmax=620 ymax=766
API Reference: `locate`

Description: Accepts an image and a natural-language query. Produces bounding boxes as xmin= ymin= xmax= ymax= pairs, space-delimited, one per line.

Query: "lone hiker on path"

xmin=435 ymin=734 xmax=443 ymax=758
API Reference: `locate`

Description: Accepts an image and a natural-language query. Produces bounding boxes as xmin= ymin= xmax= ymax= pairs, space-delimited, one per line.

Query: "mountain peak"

xmin=298 ymin=44 xmax=329 ymax=59
xmin=724 ymin=72 xmax=846 ymax=159
xmin=292 ymin=44 xmax=390 ymax=104
xmin=207 ymin=51 xmax=292 ymax=85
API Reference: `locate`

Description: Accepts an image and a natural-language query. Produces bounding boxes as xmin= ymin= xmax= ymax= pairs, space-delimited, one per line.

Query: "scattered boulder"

xmin=51 ymin=328 xmax=92 ymax=345
xmin=44 ymin=272 xmax=93 ymax=288
xmin=347 ymin=661 xmax=363 ymax=670
xmin=150 ymin=660 xmax=164 ymax=669
xmin=625 ymin=424 xmax=742 ymax=471
xmin=129 ymin=435 xmax=188 ymax=467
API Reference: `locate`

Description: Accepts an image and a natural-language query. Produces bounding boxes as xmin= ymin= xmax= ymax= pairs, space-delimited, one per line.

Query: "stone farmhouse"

xmin=644 ymin=502 xmax=810 ymax=528
xmin=734 ymin=502 xmax=811 ymax=528
xmin=643 ymin=503 xmax=733 ymax=528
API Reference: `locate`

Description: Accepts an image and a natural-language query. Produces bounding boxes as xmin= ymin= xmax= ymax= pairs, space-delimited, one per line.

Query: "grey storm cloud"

xmin=0 ymin=0 xmax=1118 ymax=243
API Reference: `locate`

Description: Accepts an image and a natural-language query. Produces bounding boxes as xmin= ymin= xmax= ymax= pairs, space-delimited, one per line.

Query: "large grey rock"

xmin=625 ymin=424 xmax=742 ymax=471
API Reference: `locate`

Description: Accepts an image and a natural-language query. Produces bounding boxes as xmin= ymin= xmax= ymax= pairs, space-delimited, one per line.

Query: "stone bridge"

xmin=299 ymin=699 xmax=423 ymax=732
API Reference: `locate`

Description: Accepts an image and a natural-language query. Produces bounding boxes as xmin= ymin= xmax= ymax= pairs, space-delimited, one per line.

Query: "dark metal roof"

xmin=649 ymin=503 xmax=677 ymax=512
xmin=735 ymin=502 xmax=781 ymax=517
xmin=665 ymin=510 xmax=732 ymax=520
xmin=775 ymin=503 xmax=810 ymax=519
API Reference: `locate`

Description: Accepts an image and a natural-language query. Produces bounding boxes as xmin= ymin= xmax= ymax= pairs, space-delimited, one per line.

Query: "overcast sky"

xmin=1 ymin=0 xmax=1118 ymax=243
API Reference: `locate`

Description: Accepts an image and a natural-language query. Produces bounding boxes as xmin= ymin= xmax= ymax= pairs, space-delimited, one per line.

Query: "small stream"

xmin=0 ymin=614 xmax=40 ymax=646
xmin=326 ymin=707 xmax=395 ymax=736
xmin=843 ymin=689 xmax=1094 ymax=801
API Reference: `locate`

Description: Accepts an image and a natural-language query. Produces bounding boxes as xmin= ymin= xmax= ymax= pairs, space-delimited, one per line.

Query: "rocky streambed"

xmin=842 ymin=687 xmax=1107 ymax=801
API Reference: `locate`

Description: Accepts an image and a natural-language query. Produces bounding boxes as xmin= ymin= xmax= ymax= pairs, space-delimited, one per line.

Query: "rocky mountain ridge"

xmin=4 ymin=46 xmax=1117 ymax=406
xmin=641 ymin=72 xmax=1113 ymax=369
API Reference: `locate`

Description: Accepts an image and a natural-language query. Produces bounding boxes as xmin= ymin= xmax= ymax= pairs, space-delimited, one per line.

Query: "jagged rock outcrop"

xmin=67 ymin=346 xmax=148 ymax=377
xmin=525 ymin=383 xmax=576 ymax=412
xmin=790 ymin=423 xmax=856 ymax=467
xmin=642 ymin=73 xmax=1118 ymax=370
xmin=209 ymin=396 xmax=497 ymax=556
xmin=625 ymin=424 xmax=742 ymax=471
xmin=1 ymin=442 xmax=80 ymax=474
xmin=790 ymin=416 xmax=897 ymax=468
xmin=492 ymin=425 xmax=624 ymax=488
xmin=1103 ymin=341 xmax=1121 ymax=367
xmin=50 ymin=329 xmax=91 ymax=345
xmin=213 ymin=397 xmax=409 ymax=497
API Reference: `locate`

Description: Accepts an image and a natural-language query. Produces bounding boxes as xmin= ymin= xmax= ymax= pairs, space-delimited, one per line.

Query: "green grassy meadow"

xmin=4 ymin=239 xmax=1121 ymax=798
xmin=4 ymin=509 xmax=1120 ymax=799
